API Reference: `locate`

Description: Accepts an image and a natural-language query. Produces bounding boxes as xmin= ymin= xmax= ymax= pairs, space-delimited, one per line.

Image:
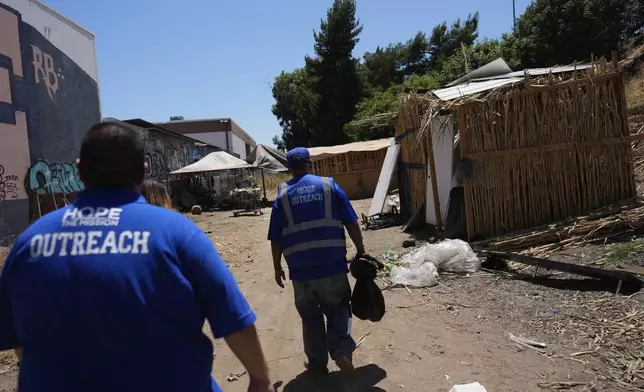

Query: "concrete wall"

xmin=231 ymin=133 xmax=247 ymax=160
xmin=183 ymin=131 xmax=228 ymax=152
xmin=0 ymin=1 xmax=100 ymax=239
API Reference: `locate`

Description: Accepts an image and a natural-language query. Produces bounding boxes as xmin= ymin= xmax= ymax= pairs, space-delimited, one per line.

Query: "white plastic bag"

xmin=402 ymin=239 xmax=481 ymax=273
xmin=390 ymin=262 xmax=438 ymax=287
xmin=449 ymin=382 xmax=488 ymax=392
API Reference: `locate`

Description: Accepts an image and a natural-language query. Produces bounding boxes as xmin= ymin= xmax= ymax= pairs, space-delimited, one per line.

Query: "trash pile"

xmin=388 ymin=239 xmax=481 ymax=288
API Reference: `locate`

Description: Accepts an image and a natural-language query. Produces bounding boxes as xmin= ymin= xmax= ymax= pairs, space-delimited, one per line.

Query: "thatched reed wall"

xmin=311 ymin=150 xmax=390 ymax=199
xmin=394 ymin=95 xmax=430 ymax=219
xmin=461 ymin=68 xmax=635 ymax=239
xmin=396 ymin=59 xmax=637 ymax=240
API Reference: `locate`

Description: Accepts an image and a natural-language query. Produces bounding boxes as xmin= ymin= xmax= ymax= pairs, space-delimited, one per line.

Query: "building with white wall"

xmin=155 ymin=118 xmax=256 ymax=160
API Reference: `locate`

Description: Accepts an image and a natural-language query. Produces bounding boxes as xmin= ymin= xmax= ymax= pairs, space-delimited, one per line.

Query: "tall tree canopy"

xmin=511 ymin=0 xmax=644 ymax=67
xmin=272 ymin=0 xmax=363 ymax=150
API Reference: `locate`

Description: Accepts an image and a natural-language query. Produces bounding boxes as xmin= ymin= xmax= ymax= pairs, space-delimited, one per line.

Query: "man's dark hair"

xmin=78 ymin=122 xmax=146 ymax=189
xmin=288 ymin=160 xmax=310 ymax=173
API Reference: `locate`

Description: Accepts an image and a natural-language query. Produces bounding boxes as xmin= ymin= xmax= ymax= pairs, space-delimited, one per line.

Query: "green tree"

xmin=305 ymin=0 xmax=364 ymax=146
xmin=511 ymin=0 xmax=644 ymax=67
xmin=426 ymin=13 xmax=479 ymax=71
xmin=271 ymin=68 xmax=319 ymax=151
xmin=361 ymin=44 xmax=405 ymax=92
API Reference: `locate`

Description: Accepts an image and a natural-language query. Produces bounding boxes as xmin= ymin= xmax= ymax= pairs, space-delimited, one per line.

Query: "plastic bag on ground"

xmin=449 ymin=382 xmax=488 ymax=392
xmin=390 ymin=262 xmax=439 ymax=288
xmin=402 ymin=239 xmax=481 ymax=273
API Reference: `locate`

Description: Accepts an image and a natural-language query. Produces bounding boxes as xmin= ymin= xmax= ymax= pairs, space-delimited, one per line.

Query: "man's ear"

xmin=144 ymin=160 xmax=149 ymax=175
xmin=75 ymin=158 xmax=80 ymax=168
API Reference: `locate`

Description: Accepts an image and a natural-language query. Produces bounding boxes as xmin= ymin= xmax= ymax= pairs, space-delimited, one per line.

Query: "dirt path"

xmin=195 ymin=199 xmax=589 ymax=392
xmin=0 ymin=199 xmax=597 ymax=392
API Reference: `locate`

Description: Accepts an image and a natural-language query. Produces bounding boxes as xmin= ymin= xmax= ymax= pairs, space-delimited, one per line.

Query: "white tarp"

xmin=308 ymin=138 xmax=393 ymax=160
xmin=170 ymin=151 xmax=252 ymax=174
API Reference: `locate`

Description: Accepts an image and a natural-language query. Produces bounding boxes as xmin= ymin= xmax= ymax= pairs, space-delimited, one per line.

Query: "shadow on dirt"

xmin=279 ymin=364 xmax=387 ymax=392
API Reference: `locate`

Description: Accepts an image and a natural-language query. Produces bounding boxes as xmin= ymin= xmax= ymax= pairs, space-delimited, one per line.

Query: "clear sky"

xmin=46 ymin=0 xmax=532 ymax=146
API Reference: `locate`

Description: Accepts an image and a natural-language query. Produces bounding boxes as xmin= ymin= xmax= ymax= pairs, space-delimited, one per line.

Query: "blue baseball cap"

xmin=286 ymin=147 xmax=311 ymax=166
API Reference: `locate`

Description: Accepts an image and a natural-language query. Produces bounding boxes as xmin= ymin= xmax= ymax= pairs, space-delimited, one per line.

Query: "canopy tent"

xmin=307 ymin=138 xmax=394 ymax=160
xmin=246 ymin=144 xmax=288 ymax=172
xmin=170 ymin=151 xmax=251 ymax=174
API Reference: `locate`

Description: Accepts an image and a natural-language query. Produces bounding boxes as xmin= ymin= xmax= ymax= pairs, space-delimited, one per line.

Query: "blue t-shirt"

xmin=267 ymin=174 xmax=358 ymax=281
xmin=0 ymin=189 xmax=256 ymax=392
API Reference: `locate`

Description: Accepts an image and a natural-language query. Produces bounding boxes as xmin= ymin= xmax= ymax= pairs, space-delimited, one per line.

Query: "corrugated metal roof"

xmin=432 ymin=78 xmax=522 ymax=101
xmin=471 ymin=64 xmax=592 ymax=82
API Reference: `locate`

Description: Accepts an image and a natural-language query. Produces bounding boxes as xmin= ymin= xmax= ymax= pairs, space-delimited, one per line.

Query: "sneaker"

xmin=334 ymin=355 xmax=355 ymax=372
xmin=304 ymin=360 xmax=329 ymax=375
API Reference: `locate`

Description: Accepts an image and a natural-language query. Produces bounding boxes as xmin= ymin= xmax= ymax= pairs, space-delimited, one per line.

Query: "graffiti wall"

xmin=0 ymin=2 xmax=100 ymax=239
xmin=134 ymin=126 xmax=215 ymax=181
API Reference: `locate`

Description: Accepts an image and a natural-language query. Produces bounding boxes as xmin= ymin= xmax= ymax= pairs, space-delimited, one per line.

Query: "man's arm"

xmin=334 ymin=182 xmax=366 ymax=256
xmin=267 ymin=203 xmax=286 ymax=288
xmin=224 ymin=325 xmax=271 ymax=390
xmin=345 ymin=221 xmax=365 ymax=255
xmin=179 ymin=227 xmax=271 ymax=388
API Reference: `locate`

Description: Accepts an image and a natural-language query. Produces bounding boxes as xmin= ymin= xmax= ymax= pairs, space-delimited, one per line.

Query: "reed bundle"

xmin=475 ymin=199 xmax=644 ymax=257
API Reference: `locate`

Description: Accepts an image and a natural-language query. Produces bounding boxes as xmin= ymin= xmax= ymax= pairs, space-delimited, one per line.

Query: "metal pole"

xmin=261 ymin=169 xmax=267 ymax=202
xmin=512 ymin=0 xmax=517 ymax=30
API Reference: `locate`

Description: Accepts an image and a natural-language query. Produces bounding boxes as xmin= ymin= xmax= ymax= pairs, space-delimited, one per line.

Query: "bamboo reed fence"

xmin=397 ymin=56 xmax=639 ymax=240
xmin=311 ymin=150 xmax=387 ymax=177
xmin=394 ymin=95 xmax=431 ymax=219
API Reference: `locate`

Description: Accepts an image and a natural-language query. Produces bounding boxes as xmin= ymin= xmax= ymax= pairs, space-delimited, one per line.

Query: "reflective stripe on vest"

xmin=278 ymin=177 xmax=345 ymax=256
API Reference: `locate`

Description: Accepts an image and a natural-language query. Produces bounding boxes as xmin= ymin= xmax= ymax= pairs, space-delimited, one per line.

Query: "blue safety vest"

xmin=277 ymin=175 xmax=348 ymax=280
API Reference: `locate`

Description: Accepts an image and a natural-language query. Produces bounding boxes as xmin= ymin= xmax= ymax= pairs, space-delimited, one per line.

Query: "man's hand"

xmin=274 ymin=268 xmax=285 ymax=288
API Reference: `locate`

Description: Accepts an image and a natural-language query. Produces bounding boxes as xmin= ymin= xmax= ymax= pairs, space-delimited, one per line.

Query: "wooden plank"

xmin=480 ymin=250 xmax=637 ymax=282
xmin=617 ymin=264 xmax=644 ymax=276
xmin=426 ymin=120 xmax=443 ymax=229
xmin=458 ymin=108 xmax=476 ymax=241
xmin=368 ymin=141 xmax=400 ymax=216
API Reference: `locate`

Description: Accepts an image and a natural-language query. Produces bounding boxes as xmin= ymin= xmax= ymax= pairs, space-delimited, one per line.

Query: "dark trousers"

xmin=292 ymin=273 xmax=356 ymax=366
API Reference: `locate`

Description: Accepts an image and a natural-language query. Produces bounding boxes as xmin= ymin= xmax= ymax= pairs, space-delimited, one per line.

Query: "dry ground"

xmin=0 ymin=199 xmax=642 ymax=391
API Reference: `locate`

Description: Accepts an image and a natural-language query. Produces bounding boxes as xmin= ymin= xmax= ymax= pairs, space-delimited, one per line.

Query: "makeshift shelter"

xmin=245 ymin=144 xmax=288 ymax=201
xmin=309 ymin=138 xmax=394 ymax=199
xmin=395 ymin=56 xmax=639 ymax=241
xmin=170 ymin=151 xmax=251 ymax=174
xmin=170 ymin=151 xmax=255 ymax=205
xmin=246 ymin=144 xmax=288 ymax=172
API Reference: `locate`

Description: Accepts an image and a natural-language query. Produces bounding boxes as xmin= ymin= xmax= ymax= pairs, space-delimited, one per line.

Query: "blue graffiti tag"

xmin=27 ymin=160 xmax=84 ymax=195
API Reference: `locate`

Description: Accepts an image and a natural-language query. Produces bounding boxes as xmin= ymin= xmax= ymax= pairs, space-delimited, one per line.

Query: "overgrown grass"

xmin=602 ymin=239 xmax=644 ymax=265
xmin=625 ymin=45 xmax=644 ymax=112
xmin=262 ymin=172 xmax=290 ymax=200
xmin=626 ymin=73 xmax=644 ymax=112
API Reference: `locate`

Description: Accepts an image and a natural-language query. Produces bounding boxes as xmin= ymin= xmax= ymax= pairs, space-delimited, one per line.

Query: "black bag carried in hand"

xmin=350 ymin=254 xmax=386 ymax=322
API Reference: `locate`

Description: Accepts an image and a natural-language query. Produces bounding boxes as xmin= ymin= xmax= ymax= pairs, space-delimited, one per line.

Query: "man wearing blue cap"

xmin=267 ymin=147 xmax=366 ymax=374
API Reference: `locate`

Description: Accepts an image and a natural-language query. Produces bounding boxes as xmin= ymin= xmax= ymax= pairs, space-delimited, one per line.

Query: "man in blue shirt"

xmin=0 ymin=122 xmax=274 ymax=392
xmin=268 ymin=147 xmax=366 ymax=375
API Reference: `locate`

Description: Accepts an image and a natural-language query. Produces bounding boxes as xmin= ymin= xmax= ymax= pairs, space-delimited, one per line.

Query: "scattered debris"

xmin=191 ymin=205 xmax=203 ymax=215
xmin=226 ymin=371 xmax=247 ymax=382
xmin=508 ymin=333 xmax=547 ymax=352
xmin=361 ymin=209 xmax=401 ymax=230
xmin=402 ymin=239 xmax=416 ymax=248
xmin=356 ymin=330 xmax=371 ymax=349
xmin=537 ymin=381 xmax=589 ymax=389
